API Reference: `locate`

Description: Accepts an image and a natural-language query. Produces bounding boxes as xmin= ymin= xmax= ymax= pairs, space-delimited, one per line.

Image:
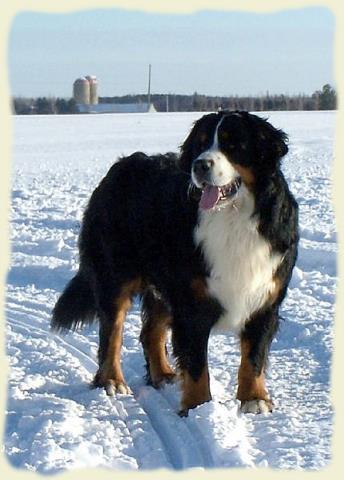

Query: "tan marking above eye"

xmin=220 ymin=131 xmax=229 ymax=140
xmin=199 ymin=133 xmax=208 ymax=143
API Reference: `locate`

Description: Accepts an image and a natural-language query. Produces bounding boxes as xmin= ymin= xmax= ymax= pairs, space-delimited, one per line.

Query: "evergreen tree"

xmin=35 ymin=97 xmax=55 ymax=114
xmin=318 ymin=84 xmax=337 ymax=110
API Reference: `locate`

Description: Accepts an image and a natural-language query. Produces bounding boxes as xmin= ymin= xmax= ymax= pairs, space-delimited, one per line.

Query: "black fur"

xmin=240 ymin=307 xmax=280 ymax=376
xmin=52 ymin=110 xmax=298 ymax=412
xmin=51 ymin=267 xmax=96 ymax=332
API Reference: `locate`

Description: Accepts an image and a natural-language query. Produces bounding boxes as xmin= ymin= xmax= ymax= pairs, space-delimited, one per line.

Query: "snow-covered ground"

xmin=5 ymin=111 xmax=336 ymax=472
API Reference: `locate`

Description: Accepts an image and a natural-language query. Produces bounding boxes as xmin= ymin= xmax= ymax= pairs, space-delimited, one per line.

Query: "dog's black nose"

xmin=193 ymin=159 xmax=214 ymax=174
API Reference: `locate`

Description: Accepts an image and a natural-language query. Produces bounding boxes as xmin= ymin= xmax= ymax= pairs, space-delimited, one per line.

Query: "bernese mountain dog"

xmin=52 ymin=110 xmax=298 ymax=416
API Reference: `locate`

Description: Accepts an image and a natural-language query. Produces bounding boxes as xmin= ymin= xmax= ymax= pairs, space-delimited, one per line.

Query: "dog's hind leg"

xmin=93 ymin=278 xmax=142 ymax=395
xmin=140 ymin=288 xmax=176 ymax=388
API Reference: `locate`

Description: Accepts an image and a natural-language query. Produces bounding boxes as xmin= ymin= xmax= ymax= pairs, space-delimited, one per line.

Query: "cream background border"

xmin=0 ymin=1 xmax=342 ymax=479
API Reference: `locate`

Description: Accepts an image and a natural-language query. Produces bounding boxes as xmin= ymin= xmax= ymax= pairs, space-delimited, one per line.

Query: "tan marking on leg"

xmin=237 ymin=338 xmax=269 ymax=402
xmin=98 ymin=278 xmax=142 ymax=392
xmin=191 ymin=277 xmax=209 ymax=301
xmin=146 ymin=315 xmax=175 ymax=386
xmin=180 ymin=367 xmax=212 ymax=413
xmin=268 ymin=275 xmax=283 ymax=306
xmin=141 ymin=296 xmax=175 ymax=386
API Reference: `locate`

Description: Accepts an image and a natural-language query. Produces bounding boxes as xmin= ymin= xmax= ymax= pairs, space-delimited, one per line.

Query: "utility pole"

xmin=147 ymin=64 xmax=151 ymax=106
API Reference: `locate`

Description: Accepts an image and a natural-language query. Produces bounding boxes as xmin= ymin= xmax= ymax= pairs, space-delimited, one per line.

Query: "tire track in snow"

xmin=7 ymin=316 xmax=97 ymax=374
xmin=128 ymin=375 xmax=208 ymax=469
xmin=6 ymin=299 xmax=253 ymax=468
xmin=158 ymin=387 xmax=215 ymax=468
xmin=7 ymin=305 xmax=207 ymax=468
xmin=6 ymin=298 xmax=256 ymax=469
xmin=6 ymin=302 xmax=220 ymax=469
xmin=7 ymin=313 xmax=180 ymax=468
xmin=6 ymin=310 xmax=172 ymax=469
xmin=7 ymin=292 xmax=258 ymax=469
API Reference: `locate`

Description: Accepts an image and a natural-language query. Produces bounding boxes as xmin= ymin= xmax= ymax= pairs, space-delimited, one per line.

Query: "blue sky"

xmin=8 ymin=7 xmax=335 ymax=98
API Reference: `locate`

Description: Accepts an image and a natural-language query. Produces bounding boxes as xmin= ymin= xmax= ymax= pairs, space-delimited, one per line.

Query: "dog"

xmin=51 ymin=110 xmax=298 ymax=416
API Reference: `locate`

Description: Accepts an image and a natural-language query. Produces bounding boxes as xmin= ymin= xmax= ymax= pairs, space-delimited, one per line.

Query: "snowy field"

xmin=5 ymin=111 xmax=336 ymax=472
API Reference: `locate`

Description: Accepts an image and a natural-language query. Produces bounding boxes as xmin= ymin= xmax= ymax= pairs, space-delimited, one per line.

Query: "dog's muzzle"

xmin=198 ymin=177 xmax=242 ymax=210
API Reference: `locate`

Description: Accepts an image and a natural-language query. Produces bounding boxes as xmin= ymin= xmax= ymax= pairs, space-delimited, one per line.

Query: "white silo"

xmin=86 ymin=75 xmax=98 ymax=105
xmin=73 ymin=77 xmax=90 ymax=104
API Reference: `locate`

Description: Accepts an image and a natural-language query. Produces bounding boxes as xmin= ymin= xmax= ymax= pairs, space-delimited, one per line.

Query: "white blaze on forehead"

xmin=206 ymin=114 xmax=227 ymax=152
xmin=209 ymin=112 xmax=241 ymax=150
xmin=210 ymin=116 xmax=222 ymax=149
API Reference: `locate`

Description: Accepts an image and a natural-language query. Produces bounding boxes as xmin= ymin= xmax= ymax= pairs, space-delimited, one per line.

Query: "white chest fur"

xmin=194 ymin=186 xmax=282 ymax=333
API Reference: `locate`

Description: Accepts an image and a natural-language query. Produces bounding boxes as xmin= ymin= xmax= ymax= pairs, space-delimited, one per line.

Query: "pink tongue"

xmin=199 ymin=185 xmax=221 ymax=210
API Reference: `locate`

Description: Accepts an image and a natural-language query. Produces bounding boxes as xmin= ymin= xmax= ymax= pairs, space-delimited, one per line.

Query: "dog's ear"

xmin=179 ymin=113 xmax=221 ymax=173
xmin=251 ymin=116 xmax=289 ymax=164
xmin=178 ymin=120 xmax=200 ymax=173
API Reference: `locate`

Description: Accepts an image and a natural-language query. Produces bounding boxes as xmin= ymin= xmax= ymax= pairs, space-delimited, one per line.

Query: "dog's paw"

xmin=105 ymin=380 xmax=132 ymax=396
xmin=92 ymin=370 xmax=132 ymax=396
xmin=240 ymin=399 xmax=274 ymax=414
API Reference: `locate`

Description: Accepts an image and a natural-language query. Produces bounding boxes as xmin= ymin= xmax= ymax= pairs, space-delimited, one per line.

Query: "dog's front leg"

xmin=173 ymin=321 xmax=212 ymax=417
xmin=237 ymin=308 xmax=279 ymax=414
xmin=171 ymin=295 xmax=222 ymax=417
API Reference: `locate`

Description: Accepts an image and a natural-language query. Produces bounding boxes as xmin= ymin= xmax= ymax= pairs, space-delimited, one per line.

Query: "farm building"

xmin=73 ymin=75 xmax=156 ymax=114
xmin=77 ymin=102 xmax=157 ymax=114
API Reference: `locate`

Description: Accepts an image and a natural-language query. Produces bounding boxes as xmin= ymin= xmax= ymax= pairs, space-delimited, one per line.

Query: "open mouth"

xmin=199 ymin=177 xmax=242 ymax=211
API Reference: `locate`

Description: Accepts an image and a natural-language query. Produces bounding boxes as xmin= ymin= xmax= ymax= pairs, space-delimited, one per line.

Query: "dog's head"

xmin=180 ymin=110 xmax=288 ymax=210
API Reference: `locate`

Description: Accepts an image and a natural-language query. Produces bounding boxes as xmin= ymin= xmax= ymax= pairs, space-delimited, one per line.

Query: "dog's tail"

xmin=51 ymin=270 xmax=97 ymax=333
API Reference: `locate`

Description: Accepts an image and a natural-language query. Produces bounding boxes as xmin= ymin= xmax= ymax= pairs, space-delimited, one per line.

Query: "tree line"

xmin=12 ymin=84 xmax=336 ymax=115
xmin=12 ymin=97 xmax=78 ymax=115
